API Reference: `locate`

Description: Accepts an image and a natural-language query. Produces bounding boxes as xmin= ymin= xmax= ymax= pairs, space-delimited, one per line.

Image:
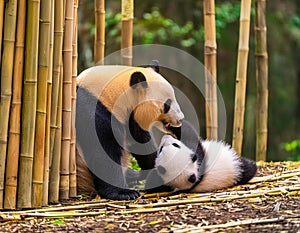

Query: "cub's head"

xmin=145 ymin=135 xmax=204 ymax=192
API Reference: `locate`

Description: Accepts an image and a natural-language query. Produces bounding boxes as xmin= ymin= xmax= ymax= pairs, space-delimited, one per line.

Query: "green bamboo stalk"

xmin=232 ymin=0 xmax=252 ymax=155
xmin=255 ymin=0 xmax=268 ymax=161
xmin=69 ymin=0 xmax=78 ymax=198
xmin=0 ymin=0 xmax=18 ymax=209
xmin=203 ymin=0 xmax=218 ymax=139
xmin=43 ymin=0 xmax=55 ymax=207
xmin=32 ymin=0 xmax=52 ymax=208
xmin=121 ymin=0 xmax=133 ymax=65
xmin=4 ymin=0 xmax=26 ymax=210
xmin=60 ymin=0 xmax=74 ymax=200
xmin=18 ymin=0 xmax=40 ymax=209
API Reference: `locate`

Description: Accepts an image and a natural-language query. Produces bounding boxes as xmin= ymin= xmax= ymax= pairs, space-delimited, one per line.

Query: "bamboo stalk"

xmin=232 ymin=0 xmax=252 ymax=155
xmin=32 ymin=0 xmax=52 ymax=208
xmin=49 ymin=0 xmax=64 ymax=164
xmin=121 ymin=0 xmax=133 ymax=66
xmin=60 ymin=0 xmax=74 ymax=200
xmin=0 ymin=0 xmax=5 ymax=66
xmin=18 ymin=0 xmax=40 ymax=209
xmin=4 ymin=0 xmax=26 ymax=210
xmin=0 ymin=0 xmax=18 ymax=209
xmin=43 ymin=0 xmax=55 ymax=207
xmin=255 ymin=0 xmax=268 ymax=162
xmin=49 ymin=64 xmax=63 ymax=203
xmin=203 ymin=0 xmax=218 ymax=139
xmin=94 ymin=0 xmax=105 ymax=64
xmin=69 ymin=0 xmax=78 ymax=198
xmin=49 ymin=0 xmax=64 ymax=203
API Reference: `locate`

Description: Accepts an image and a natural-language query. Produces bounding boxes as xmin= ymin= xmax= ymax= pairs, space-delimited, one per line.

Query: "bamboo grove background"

xmin=0 ymin=0 xmax=79 ymax=209
xmin=0 ymin=0 xmax=268 ymax=210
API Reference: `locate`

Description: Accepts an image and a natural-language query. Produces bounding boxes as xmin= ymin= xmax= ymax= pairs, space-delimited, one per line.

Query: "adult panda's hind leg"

xmin=237 ymin=158 xmax=258 ymax=185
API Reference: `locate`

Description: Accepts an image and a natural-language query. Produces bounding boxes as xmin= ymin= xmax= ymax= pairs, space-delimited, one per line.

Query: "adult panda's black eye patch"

xmin=172 ymin=143 xmax=180 ymax=148
xmin=163 ymin=98 xmax=172 ymax=113
xmin=191 ymin=154 xmax=197 ymax=163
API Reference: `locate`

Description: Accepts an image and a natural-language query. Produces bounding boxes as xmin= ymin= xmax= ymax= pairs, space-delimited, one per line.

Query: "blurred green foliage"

xmin=282 ymin=140 xmax=300 ymax=161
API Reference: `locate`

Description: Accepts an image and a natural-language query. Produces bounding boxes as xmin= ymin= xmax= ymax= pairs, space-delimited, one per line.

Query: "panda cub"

xmin=145 ymin=121 xmax=257 ymax=193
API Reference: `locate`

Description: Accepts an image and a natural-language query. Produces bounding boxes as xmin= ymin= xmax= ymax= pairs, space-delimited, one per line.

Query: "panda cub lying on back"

xmin=145 ymin=121 xmax=257 ymax=193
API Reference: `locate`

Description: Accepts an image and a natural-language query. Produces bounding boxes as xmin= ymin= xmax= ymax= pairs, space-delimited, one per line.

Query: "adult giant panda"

xmin=76 ymin=61 xmax=184 ymax=200
xmin=145 ymin=121 xmax=257 ymax=193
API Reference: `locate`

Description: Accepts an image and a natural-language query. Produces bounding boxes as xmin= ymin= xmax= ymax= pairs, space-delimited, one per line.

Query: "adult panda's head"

xmin=145 ymin=134 xmax=205 ymax=192
xmin=104 ymin=61 xmax=184 ymax=132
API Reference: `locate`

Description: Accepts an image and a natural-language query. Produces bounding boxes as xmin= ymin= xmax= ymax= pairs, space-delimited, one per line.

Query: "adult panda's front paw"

xmin=102 ymin=187 xmax=140 ymax=200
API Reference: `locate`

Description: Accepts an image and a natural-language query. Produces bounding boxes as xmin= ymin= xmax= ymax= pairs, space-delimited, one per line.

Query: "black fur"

xmin=236 ymin=157 xmax=258 ymax=185
xmin=130 ymin=72 xmax=148 ymax=89
xmin=163 ymin=99 xmax=172 ymax=113
xmin=149 ymin=60 xmax=160 ymax=73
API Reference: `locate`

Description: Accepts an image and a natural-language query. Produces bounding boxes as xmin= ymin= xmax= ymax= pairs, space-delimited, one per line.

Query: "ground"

xmin=0 ymin=161 xmax=299 ymax=233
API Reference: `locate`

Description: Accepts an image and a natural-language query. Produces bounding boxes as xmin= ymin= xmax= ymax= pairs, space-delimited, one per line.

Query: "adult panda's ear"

xmin=149 ymin=60 xmax=160 ymax=73
xmin=130 ymin=72 xmax=148 ymax=89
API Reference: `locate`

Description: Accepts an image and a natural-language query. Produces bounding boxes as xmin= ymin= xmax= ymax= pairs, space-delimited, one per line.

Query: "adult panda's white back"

xmin=192 ymin=140 xmax=242 ymax=192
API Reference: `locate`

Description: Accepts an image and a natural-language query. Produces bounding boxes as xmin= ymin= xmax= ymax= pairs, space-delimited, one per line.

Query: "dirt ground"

xmin=0 ymin=161 xmax=299 ymax=233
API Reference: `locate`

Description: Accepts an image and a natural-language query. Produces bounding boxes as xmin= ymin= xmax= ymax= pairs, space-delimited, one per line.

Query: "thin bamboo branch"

xmin=69 ymin=0 xmax=78 ymax=198
xmin=0 ymin=0 xmax=18 ymax=209
xmin=255 ymin=0 xmax=268 ymax=161
xmin=172 ymin=217 xmax=285 ymax=233
xmin=232 ymin=0 xmax=252 ymax=155
xmin=43 ymin=0 xmax=55 ymax=207
xmin=18 ymin=0 xmax=40 ymax=209
xmin=121 ymin=0 xmax=133 ymax=66
xmin=4 ymin=0 xmax=26 ymax=210
xmin=94 ymin=0 xmax=105 ymax=64
xmin=60 ymin=0 xmax=74 ymax=200
xmin=203 ymin=0 xmax=218 ymax=139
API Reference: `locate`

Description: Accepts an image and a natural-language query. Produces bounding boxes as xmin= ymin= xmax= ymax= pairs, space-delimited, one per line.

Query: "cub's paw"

xmin=103 ymin=187 xmax=140 ymax=200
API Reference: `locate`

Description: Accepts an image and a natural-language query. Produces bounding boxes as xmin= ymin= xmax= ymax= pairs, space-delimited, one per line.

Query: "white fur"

xmin=156 ymin=136 xmax=242 ymax=192
xmin=192 ymin=140 xmax=242 ymax=192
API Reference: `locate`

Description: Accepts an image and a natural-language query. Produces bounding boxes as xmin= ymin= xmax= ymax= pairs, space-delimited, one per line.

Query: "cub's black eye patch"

xmin=172 ymin=143 xmax=180 ymax=148
xmin=191 ymin=154 xmax=197 ymax=163
xmin=159 ymin=146 xmax=163 ymax=153
xmin=157 ymin=165 xmax=167 ymax=175
xmin=163 ymin=98 xmax=172 ymax=113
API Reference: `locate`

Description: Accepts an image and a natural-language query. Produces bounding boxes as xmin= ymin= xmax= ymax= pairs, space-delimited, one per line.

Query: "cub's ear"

xmin=149 ymin=60 xmax=160 ymax=73
xmin=130 ymin=72 xmax=148 ymax=89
